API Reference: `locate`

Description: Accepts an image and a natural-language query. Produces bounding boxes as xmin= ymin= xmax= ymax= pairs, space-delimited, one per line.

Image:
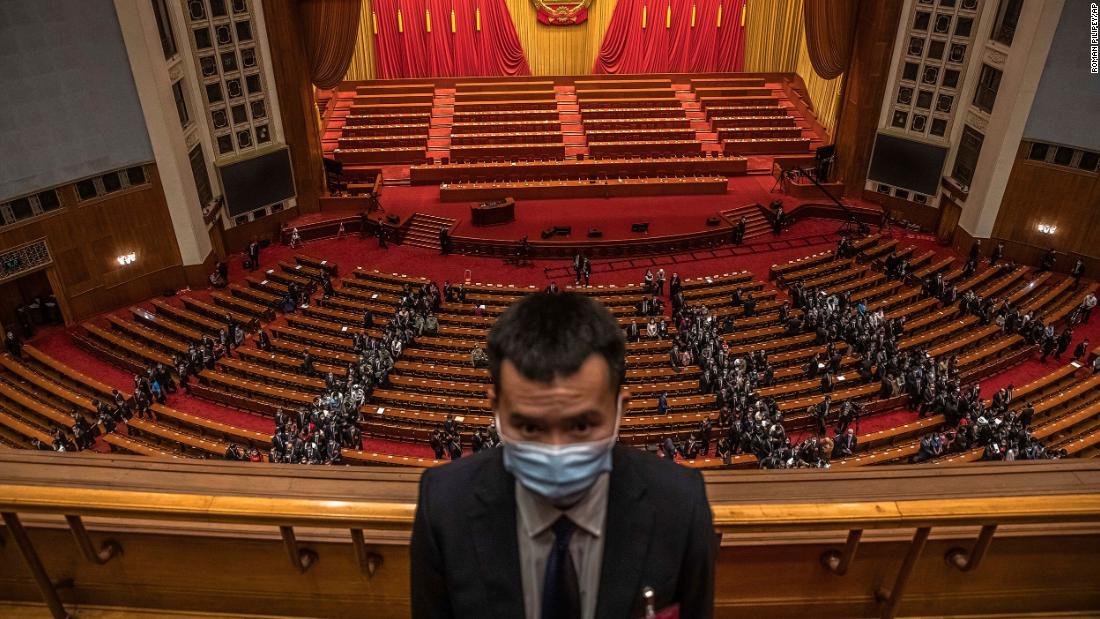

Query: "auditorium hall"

xmin=1 ymin=0 xmax=1099 ymax=617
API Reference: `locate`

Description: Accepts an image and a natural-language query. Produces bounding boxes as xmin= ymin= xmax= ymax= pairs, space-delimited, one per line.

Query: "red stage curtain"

xmin=803 ymin=0 xmax=857 ymax=79
xmin=298 ymin=0 xmax=363 ymax=89
xmin=593 ymin=0 xmax=746 ymax=74
xmin=371 ymin=0 xmax=529 ymax=78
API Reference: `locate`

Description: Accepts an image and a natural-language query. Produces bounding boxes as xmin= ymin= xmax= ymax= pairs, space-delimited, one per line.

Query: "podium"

xmin=470 ymin=197 xmax=515 ymax=226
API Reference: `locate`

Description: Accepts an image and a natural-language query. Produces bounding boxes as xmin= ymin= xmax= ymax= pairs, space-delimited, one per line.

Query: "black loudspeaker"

xmin=386 ymin=214 xmax=400 ymax=224
xmin=541 ymin=228 xmax=554 ymax=239
xmin=554 ymin=226 xmax=571 ymax=236
xmin=706 ymin=216 xmax=721 ymax=226
xmin=631 ymin=222 xmax=649 ymax=233
xmin=588 ymin=227 xmax=602 ymax=238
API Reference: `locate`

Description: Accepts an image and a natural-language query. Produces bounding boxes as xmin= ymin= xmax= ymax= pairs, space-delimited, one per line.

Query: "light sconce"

xmin=116 ymin=252 xmax=137 ymax=266
xmin=1037 ymin=223 xmax=1057 ymax=235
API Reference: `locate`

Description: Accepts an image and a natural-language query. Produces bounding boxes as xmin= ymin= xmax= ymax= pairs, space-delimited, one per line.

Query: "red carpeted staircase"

xmin=720 ymin=204 xmax=772 ymax=240
xmin=401 ymin=213 xmax=458 ymax=250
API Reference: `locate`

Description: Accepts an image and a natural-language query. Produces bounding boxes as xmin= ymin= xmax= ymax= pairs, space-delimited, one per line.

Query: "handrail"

xmin=2 ymin=483 xmax=1099 ymax=533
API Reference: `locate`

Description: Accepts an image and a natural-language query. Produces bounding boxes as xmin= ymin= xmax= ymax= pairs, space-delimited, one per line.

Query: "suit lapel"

xmin=469 ymin=450 xmax=526 ymax=618
xmin=595 ymin=447 xmax=653 ymax=618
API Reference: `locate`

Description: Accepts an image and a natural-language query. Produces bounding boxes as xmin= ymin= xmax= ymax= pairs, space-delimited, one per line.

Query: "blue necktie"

xmin=541 ymin=516 xmax=581 ymax=619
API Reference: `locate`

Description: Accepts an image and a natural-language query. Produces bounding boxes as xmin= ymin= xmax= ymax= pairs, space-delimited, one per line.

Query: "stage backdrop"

xmin=340 ymin=0 xmax=845 ymax=132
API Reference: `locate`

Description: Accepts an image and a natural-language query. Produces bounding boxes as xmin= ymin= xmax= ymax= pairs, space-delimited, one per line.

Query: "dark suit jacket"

xmin=411 ymin=445 xmax=715 ymax=619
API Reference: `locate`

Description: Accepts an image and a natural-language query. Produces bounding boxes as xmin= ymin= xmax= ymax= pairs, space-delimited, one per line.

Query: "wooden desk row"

xmin=711 ymin=115 xmax=798 ymax=129
xmin=717 ymin=126 xmax=805 ymax=141
xmin=723 ymin=137 xmax=812 ymax=154
xmin=452 ymin=100 xmax=558 ymax=113
xmin=452 ymin=90 xmax=555 ymax=103
xmin=354 ymin=83 xmax=433 ymax=95
xmin=448 ymin=142 xmax=566 ymax=162
xmin=451 ymin=119 xmax=562 ymax=134
xmin=450 ymin=130 xmax=564 ymax=146
xmin=333 ymin=147 xmax=428 ymax=165
xmin=341 ymin=123 xmax=430 ymax=137
xmin=586 ymin=127 xmax=697 ymax=142
xmin=580 ymin=106 xmax=687 ymax=120
xmin=698 ymin=96 xmax=779 ymax=111
xmin=575 ymin=88 xmax=677 ymax=100
xmin=704 ymin=104 xmax=785 ymax=120
xmin=582 ymin=117 xmax=692 ymax=131
xmin=409 ymin=155 xmax=748 ymax=184
xmin=343 ymin=111 xmax=432 ymax=126
xmin=689 ymin=77 xmax=767 ymax=89
xmin=693 ymin=87 xmax=773 ymax=98
xmin=581 ymin=98 xmax=685 ymax=110
xmin=575 ymin=78 xmax=673 ymax=90
xmin=439 ymin=176 xmax=728 ymax=201
xmin=336 ymin=135 xmax=428 ymax=150
xmin=349 ymin=102 xmax=433 ymax=116
xmin=352 ymin=93 xmax=434 ymax=106
xmin=456 ymin=80 xmax=554 ymax=92
xmin=451 ymin=109 xmax=560 ymax=123
xmin=587 ymin=140 xmax=701 ymax=157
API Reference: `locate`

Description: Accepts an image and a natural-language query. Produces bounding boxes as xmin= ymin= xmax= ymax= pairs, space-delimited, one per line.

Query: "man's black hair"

xmin=487 ymin=292 xmax=626 ymax=393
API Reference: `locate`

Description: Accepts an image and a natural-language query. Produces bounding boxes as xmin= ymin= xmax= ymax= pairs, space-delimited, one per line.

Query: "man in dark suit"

xmin=411 ymin=293 xmax=715 ymax=619
xmin=247 ymin=239 xmax=260 ymax=271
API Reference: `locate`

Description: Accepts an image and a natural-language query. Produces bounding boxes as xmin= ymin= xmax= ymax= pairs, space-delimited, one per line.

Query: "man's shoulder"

xmin=420 ymin=448 xmax=504 ymax=501
xmin=614 ymin=445 xmax=705 ymax=501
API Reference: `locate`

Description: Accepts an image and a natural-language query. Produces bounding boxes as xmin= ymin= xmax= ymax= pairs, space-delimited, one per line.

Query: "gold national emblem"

xmin=531 ymin=0 xmax=593 ymax=26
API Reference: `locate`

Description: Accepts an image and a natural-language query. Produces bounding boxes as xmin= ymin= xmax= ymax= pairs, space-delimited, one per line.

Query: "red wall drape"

xmin=371 ymin=0 xmax=529 ymax=78
xmin=594 ymin=0 xmax=746 ymax=74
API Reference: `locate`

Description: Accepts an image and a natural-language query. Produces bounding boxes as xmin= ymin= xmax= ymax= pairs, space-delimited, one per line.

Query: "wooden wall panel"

xmin=832 ymin=0 xmax=903 ymax=198
xmin=260 ymin=0 xmax=326 ymax=215
xmin=992 ymin=144 xmax=1100 ymax=261
xmin=0 ymin=164 xmax=185 ymax=323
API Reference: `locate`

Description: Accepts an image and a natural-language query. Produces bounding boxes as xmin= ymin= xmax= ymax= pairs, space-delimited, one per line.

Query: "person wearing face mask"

xmin=410 ymin=292 xmax=715 ymax=619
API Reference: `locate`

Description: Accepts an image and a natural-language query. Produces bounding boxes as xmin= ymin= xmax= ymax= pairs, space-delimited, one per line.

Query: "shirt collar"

xmin=515 ymin=472 xmax=609 ymax=540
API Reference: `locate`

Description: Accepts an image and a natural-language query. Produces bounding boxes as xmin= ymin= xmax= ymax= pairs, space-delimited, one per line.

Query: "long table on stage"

xmin=470 ymin=198 xmax=515 ymax=225
xmin=337 ymin=135 xmax=428 ymax=149
xmin=452 ymin=109 xmax=561 ymax=123
xmin=587 ymin=140 xmax=701 ymax=157
xmin=457 ymin=80 xmax=554 ymax=92
xmin=582 ymin=117 xmax=692 ymax=130
xmin=448 ymin=142 xmax=566 ymax=162
xmin=575 ymin=88 xmax=677 ymax=100
xmin=689 ymin=77 xmax=767 ymax=88
xmin=716 ymin=126 xmax=805 ymax=141
xmin=705 ymin=105 xmax=786 ymax=119
xmin=575 ymin=78 xmax=673 ymax=90
xmin=409 ymin=155 xmax=748 ymax=184
xmin=355 ymin=83 xmax=434 ymax=95
xmin=581 ymin=98 xmax=684 ymax=110
xmin=693 ymin=87 xmax=773 ymax=98
xmin=722 ymin=137 xmax=811 ymax=154
xmin=352 ymin=93 xmax=435 ymax=106
xmin=440 ymin=176 xmax=728 ymax=201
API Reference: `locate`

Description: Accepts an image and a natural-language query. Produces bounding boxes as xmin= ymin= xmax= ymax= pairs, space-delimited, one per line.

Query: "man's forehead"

xmin=498 ymin=355 xmax=610 ymax=394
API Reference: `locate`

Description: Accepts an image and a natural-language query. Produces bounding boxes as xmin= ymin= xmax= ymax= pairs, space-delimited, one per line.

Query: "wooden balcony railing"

xmin=1 ymin=452 xmax=1099 ymax=618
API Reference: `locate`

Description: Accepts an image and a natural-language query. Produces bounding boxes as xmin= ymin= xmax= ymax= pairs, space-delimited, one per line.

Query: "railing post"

xmin=821 ymin=529 xmax=863 ymax=575
xmin=350 ymin=529 xmax=383 ymax=578
xmin=1 ymin=512 xmax=71 ymax=619
xmin=64 ymin=515 xmax=121 ymax=565
xmin=279 ymin=526 xmax=317 ymax=573
xmin=945 ymin=524 xmax=997 ymax=572
xmin=875 ymin=526 xmax=931 ymax=619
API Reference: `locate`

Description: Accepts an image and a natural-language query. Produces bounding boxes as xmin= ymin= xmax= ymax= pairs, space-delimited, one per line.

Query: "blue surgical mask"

xmin=499 ymin=397 xmax=622 ymax=501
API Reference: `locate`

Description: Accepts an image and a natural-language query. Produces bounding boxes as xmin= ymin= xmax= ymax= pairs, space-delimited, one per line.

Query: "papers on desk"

xmin=1072 ymin=361 xmax=1082 ymax=368
xmin=376 ymin=407 xmax=386 ymax=415
xmin=260 ymin=280 xmax=268 ymax=285
xmin=371 ymin=293 xmax=379 ymax=299
xmin=320 ymin=260 xmax=327 ymax=265
xmin=837 ymin=375 xmax=846 ymax=382
xmin=341 ymin=326 xmax=348 ymax=332
xmin=295 ymin=265 xmax=302 ymax=270
xmin=266 ymin=269 xmax=274 ymax=274
xmin=455 ymin=416 xmax=466 ymax=423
